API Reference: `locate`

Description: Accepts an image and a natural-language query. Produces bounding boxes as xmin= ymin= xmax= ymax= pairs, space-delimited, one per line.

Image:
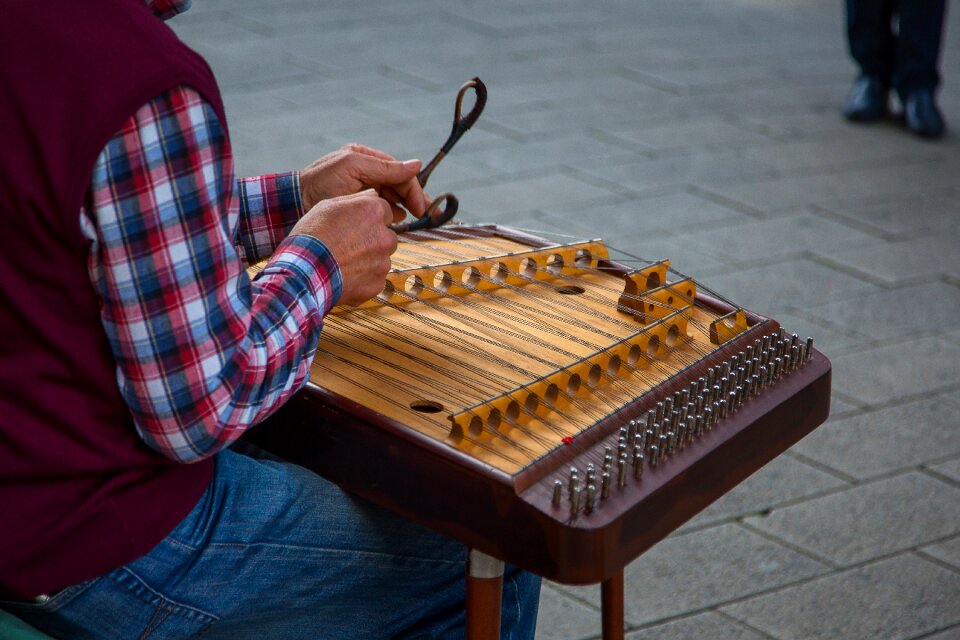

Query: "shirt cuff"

xmin=236 ymin=171 xmax=306 ymax=263
xmin=261 ymin=234 xmax=343 ymax=313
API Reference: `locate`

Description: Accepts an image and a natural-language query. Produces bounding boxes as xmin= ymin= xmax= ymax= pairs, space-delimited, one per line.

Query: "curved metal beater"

xmin=390 ymin=77 xmax=487 ymax=233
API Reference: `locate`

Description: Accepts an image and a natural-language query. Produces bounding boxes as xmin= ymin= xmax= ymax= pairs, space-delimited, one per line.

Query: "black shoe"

xmin=842 ymin=76 xmax=888 ymax=122
xmin=903 ymin=90 xmax=947 ymax=139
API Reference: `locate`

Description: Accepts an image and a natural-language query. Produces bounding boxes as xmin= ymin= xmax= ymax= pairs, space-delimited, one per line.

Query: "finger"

xmin=344 ymin=143 xmax=397 ymax=162
xmin=390 ymin=203 xmax=406 ymax=223
xmin=349 ymin=156 xmax=428 ymax=217
xmin=377 ymin=196 xmax=393 ymax=227
xmin=350 ymin=154 xmax=420 ymax=187
xmin=380 ymin=185 xmax=402 ymax=206
xmin=389 ymin=176 xmax=428 ymax=217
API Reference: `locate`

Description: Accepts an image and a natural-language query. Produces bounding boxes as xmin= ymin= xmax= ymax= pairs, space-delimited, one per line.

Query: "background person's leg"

xmin=846 ymin=0 xmax=898 ymax=83
xmin=892 ymin=0 xmax=948 ymax=95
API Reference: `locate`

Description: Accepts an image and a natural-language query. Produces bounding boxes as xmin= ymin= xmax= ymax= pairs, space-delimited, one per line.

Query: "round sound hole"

xmin=556 ymin=285 xmax=585 ymax=295
xmin=410 ymin=400 xmax=444 ymax=413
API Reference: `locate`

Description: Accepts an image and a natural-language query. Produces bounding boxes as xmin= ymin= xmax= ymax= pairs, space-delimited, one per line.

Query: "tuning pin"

xmin=584 ymin=484 xmax=596 ymax=513
xmin=552 ymin=480 xmax=563 ymax=506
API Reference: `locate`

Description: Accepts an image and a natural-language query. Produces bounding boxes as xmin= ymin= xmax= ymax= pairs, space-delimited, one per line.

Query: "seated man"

xmin=0 ymin=0 xmax=540 ymax=638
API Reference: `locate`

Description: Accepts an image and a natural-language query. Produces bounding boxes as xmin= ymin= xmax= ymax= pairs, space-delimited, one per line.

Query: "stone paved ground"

xmin=173 ymin=1 xmax=960 ymax=638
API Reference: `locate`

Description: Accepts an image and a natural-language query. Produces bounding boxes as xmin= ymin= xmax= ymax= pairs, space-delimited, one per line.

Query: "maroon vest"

xmin=0 ymin=0 xmax=222 ymax=598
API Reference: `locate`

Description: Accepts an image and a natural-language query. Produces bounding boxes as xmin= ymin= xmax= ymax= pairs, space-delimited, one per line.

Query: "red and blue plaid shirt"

xmin=81 ymin=84 xmax=341 ymax=463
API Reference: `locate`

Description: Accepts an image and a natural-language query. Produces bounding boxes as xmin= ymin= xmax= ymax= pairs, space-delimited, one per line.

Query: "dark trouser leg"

xmin=893 ymin=0 xmax=948 ymax=96
xmin=846 ymin=0 xmax=898 ymax=83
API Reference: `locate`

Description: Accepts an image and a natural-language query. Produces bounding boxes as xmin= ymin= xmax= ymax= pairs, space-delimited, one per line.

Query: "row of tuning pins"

xmin=552 ymin=330 xmax=814 ymax=518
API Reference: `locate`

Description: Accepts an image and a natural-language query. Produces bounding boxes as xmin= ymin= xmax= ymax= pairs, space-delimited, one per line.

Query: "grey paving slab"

xmin=447 ymin=134 xmax=644 ymax=177
xmin=722 ymin=555 xmax=960 ymax=640
xmin=235 ymin=72 xmax=431 ymax=112
xmin=681 ymin=212 xmax=882 ymax=264
xmin=829 ymin=336 xmax=960 ymax=406
xmin=693 ymin=258 xmax=882 ymax=317
xmin=544 ymin=189 xmax=753 ymax=241
xmin=737 ymin=129 xmax=945 ymax=174
xmin=679 ymin=454 xmax=848 ymax=532
xmin=817 ymin=194 xmax=960 ymax=240
xmin=922 ymin=534 xmax=960 ymax=570
xmin=598 ymin=115 xmax=778 ymax=154
xmin=453 ymin=173 xmax=625 ymax=220
xmin=355 ymin=83 xmax=552 ymax=126
xmin=768 ymin=310 xmax=874 ymax=358
xmin=555 ymin=524 xmax=829 ymax=626
xmin=623 ymin=64 xmax=792 ymax=96
xmin=220 ymin=88 xmax=297 ymax=119
xmin=228 ymin=130 xmax=333 ymax=180
xmin=477 ymin=97 xmax=712 ymax=141
xmin=607 ymin=233 xmax=731 ymax=279
xmin=625 ymin=612 xmax=768 ymax=640
xmin=947 ymin=329 xmax=960 ymax=348
xmin=744 ymin=472 xmax=960 ymax=566
xmin=736 ymin=109 xmax=862 ymax=140
xmin=822 ymin=395 xmax=863 ymax=418
xmin=182 ymin=38 xmax=325 ymax=91
xmin=167 ymin=9 xmax=266 ymax=43
xmin=696 ymin=79 xmax=858 ymax=121
xmin=930 ymin=457 xmax=960 ymax=483
xmin=576 ymin=150 xmax=778 ymax=194
xmin=535 ymin=585 xmax=600 ymax=640
xmin=816 ymin=235 xmax=960 ymax=286
xmin=924 ymin=627 xmax=960 ymax=640
xmin=805 ymin=282 xmax=960 ymax=343
xmin=790 ymin=394 xmax=960 ymax=481
xmin=710 ymin=160 xmax=957 ymax=214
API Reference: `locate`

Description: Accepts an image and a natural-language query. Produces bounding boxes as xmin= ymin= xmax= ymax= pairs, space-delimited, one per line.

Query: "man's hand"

xmin=290 ymin=190 xmax=397 ymax=306
xmin=301 ymin=144 xmax=428 ymax=222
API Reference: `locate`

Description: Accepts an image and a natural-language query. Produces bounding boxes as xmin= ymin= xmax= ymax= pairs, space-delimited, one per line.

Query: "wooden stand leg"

xmin=601 ymin=570 xmax=625 ymax=640
xmin=466 ymin=549 xmax=504 ymax=640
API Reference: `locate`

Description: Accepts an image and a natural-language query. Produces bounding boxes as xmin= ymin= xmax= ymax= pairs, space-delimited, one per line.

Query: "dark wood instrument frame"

xmin=244 ymin=224 xmax=832 ymax=585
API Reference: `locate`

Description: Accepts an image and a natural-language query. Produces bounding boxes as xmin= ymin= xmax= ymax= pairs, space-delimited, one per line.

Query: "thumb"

xmin=354 ymin=156 xmax=421 ymax=186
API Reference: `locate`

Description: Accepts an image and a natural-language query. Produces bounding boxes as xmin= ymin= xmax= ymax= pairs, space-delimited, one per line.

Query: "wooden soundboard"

xmin=245 ymin=224 xmax=831 ymax=585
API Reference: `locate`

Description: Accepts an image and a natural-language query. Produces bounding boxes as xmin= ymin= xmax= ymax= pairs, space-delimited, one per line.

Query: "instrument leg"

xmin=466 ymin=549 xmax=504 ymax=640
xmin=601 ymin=570 xmax=625 ymax=640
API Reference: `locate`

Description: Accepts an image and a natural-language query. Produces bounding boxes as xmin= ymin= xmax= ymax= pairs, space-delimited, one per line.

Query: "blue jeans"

xmin=1 ymin=446 xmax=540 ymax=639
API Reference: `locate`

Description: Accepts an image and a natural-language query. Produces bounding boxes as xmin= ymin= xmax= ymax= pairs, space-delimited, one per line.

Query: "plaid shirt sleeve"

xmin=235 ymin=172 xmax=305 ymax=264
xmin=82 ymin=85 xmax=342 ymax=463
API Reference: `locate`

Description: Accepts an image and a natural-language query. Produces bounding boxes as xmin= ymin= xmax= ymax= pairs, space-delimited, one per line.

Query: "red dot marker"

xmin=562 ymin=436 xmax=574 ymax=445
